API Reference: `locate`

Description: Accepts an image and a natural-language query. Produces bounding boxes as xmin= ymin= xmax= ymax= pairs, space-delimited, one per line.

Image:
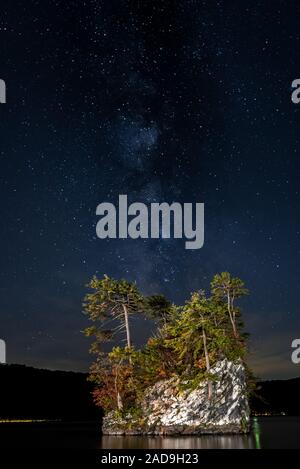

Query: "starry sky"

xmin=1 ymin=0 xmax=300 ymax=379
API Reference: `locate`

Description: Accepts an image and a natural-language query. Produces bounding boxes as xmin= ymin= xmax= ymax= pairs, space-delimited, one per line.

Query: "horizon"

xmin=2 ymin=360 xmax=300 ymax=383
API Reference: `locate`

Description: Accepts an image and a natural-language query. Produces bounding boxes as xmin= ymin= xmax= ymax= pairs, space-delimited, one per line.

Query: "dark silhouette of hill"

xmin=250 ymin=377 xmax=300 ymax=415
xmin=1 ymin=363 xmax=300 ymax=419
xmin=0 ymin=364 xmax=102 ymax=421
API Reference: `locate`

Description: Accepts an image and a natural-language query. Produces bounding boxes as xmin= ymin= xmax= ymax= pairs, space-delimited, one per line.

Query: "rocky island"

xmin=103 ymin=359 xmax=250 ymax=435
xmin=83 ymin=272 xmax=252 ymax=435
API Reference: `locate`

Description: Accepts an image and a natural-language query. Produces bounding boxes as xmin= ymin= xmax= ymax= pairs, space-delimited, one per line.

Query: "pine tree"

xmin=144 ymin=294 xmax=176 ymax=327
xmin=83 ymin=272 xmax=250 ymax=413
xmin=83 ymin=274 xmax=144 ymax=349
xmin=211 ymin=272 xmax=248 ymax=338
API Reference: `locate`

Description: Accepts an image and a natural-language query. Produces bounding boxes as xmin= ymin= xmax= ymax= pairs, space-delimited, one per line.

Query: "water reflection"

xmin=100 ymin=433 xmax=256 ymax=449
xmin=0 ymin=417 xmax=299 ymax=448
xmin=252 ymin=417 xmax=261 ymax=449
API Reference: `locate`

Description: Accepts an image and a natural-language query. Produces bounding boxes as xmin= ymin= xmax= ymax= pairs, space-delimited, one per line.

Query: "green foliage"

xmin=211 ymin=272 xmax=249 ymax=338
xmin=211 ymin=272 xmax=249 ymax=300
xmin=144 ymin=294 xmax=177 ymax=326
xmin=83 ymin=272 xmax=251 ymax=413
xmin=83 ymin=274 xmax=144 ymax=321
xmin=83 ymin=274 xmax=144 ymax=349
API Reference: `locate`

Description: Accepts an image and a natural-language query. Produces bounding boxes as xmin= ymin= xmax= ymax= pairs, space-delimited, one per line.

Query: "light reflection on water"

xmin=99 ymin=417 xmax=300 ymax=449
xmin=100 ymin=433 xmax=256 ymax=449
xmin=1 ymin=417 xmax=300 ymax=448
xmin=100 ymin=418 xmax=267 ymax=449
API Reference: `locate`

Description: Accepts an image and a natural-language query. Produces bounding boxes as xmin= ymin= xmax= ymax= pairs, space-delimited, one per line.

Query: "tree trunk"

xmin=117 ymin=392 xmax=123 ymax=411
xmin=122 ymin=304 xmax=131 ymax=348
xmin=227 ymin=293 xmax=238 ymax=338
xmin=114 ymin=368 xmax=123 ymax=411
xmin=202 ymin=328 xmax=212 ymax=400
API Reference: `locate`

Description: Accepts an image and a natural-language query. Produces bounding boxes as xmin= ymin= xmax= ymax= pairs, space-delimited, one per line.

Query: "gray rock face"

xmin=102 ymin=359 xmax=250 ymax=435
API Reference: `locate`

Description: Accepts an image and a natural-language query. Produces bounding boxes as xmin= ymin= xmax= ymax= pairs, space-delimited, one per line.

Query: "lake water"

xmin=0 ymin=417 xmax=299 ymax=448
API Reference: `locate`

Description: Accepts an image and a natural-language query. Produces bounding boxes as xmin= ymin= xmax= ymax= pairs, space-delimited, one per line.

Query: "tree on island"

xmin=83 ymin=274 xmax=144 ymax=350
xmin=211 ymin=272 xmax=248 ymax=338
xmin=83 ymin=272 xmax=250 ymax=415
xmin=83 ymin=275 xmax=145 ymax=409
xmin=163 ymin=291 xmax=215 ymax=399
xmin=144 ymin=294 xmax=176 ymax=327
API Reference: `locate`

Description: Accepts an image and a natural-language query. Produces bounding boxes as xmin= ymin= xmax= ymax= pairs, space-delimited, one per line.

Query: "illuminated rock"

xmin=102 ymin=359 xmax=250 ymax=435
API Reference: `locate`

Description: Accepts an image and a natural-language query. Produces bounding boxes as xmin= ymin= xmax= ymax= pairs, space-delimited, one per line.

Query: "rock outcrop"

xmin=102 ymin=359 xmax=250 ymax=435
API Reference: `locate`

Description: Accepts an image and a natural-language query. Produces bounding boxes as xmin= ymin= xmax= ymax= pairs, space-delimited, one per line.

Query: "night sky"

xmin=1 ymin=0 xmax=300 ymax=379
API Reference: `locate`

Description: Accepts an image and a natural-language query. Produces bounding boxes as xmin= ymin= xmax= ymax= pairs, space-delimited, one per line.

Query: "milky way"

xmin=0 ymin=1 xmax=300 ymax=378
